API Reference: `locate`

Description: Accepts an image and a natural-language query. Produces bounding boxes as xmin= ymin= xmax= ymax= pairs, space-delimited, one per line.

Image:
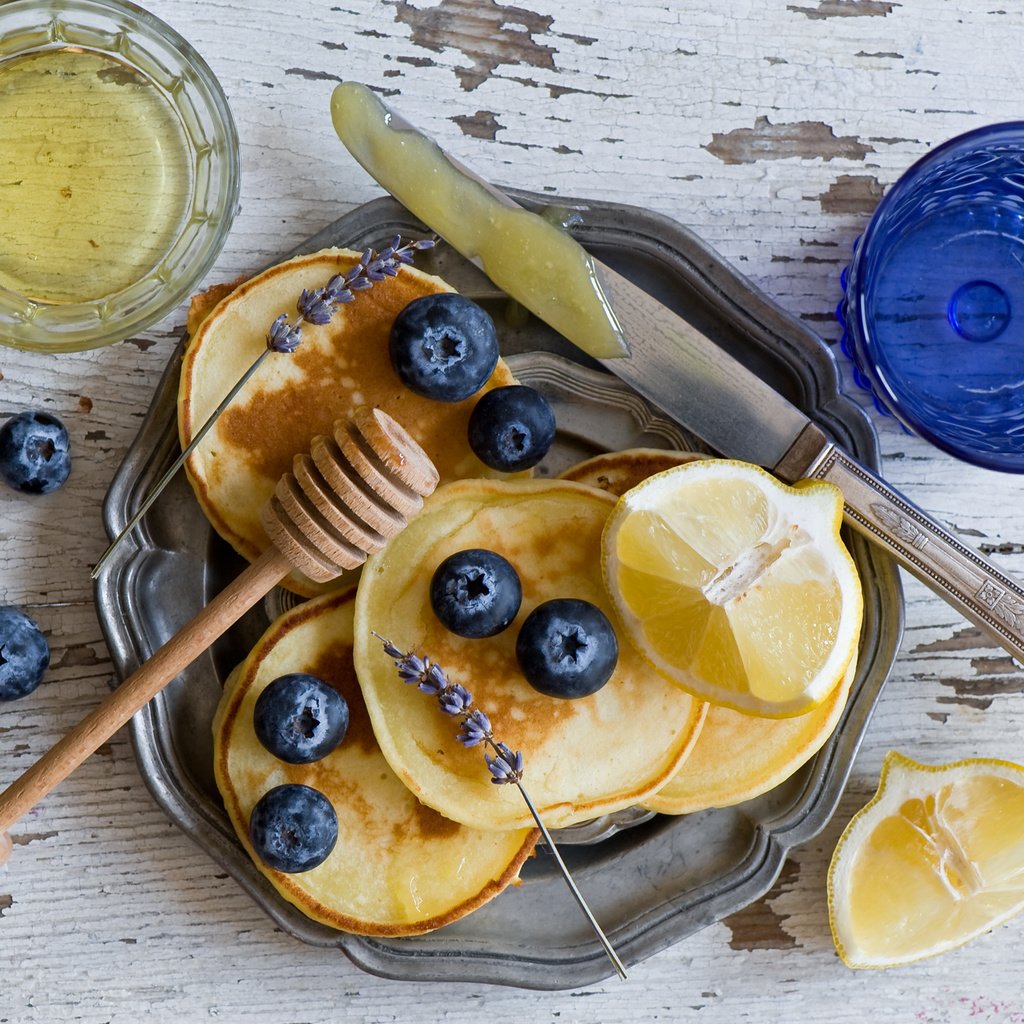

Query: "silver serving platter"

xmin=96 ymin=192 xmax=903 ymax=990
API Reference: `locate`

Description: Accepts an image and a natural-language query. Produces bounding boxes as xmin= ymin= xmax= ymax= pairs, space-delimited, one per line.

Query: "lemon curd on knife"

xmin=330 ymin=81 xmax=628 ymax=361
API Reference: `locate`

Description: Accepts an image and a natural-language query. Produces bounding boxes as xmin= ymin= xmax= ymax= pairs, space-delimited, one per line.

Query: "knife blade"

xmin=331 ymin=83 xmax=1024 ymax=663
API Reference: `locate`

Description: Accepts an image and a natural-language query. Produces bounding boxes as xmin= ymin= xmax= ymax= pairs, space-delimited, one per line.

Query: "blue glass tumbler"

xmin=844 ymin=122 xmax=1024 ymax=471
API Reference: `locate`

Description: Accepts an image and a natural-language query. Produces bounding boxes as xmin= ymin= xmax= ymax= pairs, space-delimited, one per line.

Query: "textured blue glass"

xmin=845 ymin=122 xmax=1024 ymax=471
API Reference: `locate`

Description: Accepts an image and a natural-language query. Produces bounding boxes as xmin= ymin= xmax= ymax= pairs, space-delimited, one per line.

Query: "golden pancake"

xmin=213 ymin=588 xmax=538 ymax=935
xmin=353 ymin=478 xmax=706 ymax=831
xmin=641 ymin=655 xmax=857 ymax=814
xmin=179 ymin=248 xmax=517 ymax=595
xmin=558 ymin=448 xmax=704 ymax=495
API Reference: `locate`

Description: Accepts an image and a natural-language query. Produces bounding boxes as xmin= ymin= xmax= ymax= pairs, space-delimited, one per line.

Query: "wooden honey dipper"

xmin=0 ymin=406 xmax=438 ymax=860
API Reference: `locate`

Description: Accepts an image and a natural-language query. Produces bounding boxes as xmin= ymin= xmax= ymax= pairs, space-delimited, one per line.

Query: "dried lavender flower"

xmin=438 ymin=682 xmax=473 ymax=717
xmin=379 ymin=638 xmax=405 ymax=660
xmin=373 ymin=633 xmax=522 ymax=785
xmin=458 ymin=708 xmax=492 ymax=748
xmin=493 ymin=740 xmax=518 ymax=765
xmin=295 ymin=287 xmax=340 ymax=326
xmin=267 ymin=313 xmax=302 ymax=354
xmin=485 ymin=747 xmax=524 ymax=785
xmin=394 ymin=651 xmax=448 ymax=695
xmin=266 ymin=235 xmax=436 ymax=352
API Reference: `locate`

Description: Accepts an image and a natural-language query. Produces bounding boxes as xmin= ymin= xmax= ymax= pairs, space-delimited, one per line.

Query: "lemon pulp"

xmin=830 ymin=752 xmax=1024 ymax=968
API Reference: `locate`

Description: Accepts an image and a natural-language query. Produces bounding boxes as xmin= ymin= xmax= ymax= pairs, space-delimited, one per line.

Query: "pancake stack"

xmin=213 ymin=589 xmax=538 ymax=934
xmin=561 ymin=448 xmax=856 ymax=816
xmin=197 ymin=255 xmax=853 ymax=938
xmin=353 ymin=477 xmax=706 ymax=831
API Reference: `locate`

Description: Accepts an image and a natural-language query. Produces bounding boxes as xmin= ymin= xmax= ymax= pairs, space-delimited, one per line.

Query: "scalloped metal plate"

xmin=96 ymin=191 xmax=903 ymax=990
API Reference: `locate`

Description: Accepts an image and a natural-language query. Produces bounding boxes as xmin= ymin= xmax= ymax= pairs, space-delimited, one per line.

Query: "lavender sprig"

xmin=267 ymin=236 xmax=435 ymax=353
xmin=91 ymin=236 xmax=435 ymax=579
xmin=373 ymin=633 xmax=627 ymax=980
xmin=375 ymin=637 xmax=524 ymax=785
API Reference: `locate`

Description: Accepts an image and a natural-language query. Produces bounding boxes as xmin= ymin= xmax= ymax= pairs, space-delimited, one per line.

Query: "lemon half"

xmin=601 ymin=459 xmax=862 ymax=717
xmin=829 ymin=752 xmax=1024 ymax=968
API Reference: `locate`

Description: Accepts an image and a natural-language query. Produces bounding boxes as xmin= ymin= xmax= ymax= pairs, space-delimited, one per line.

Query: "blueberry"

xmin=0 ymin=607 xmax=50 ymax=702
xmin=0 ymin=411 xmax=72 ymax=494
xmin=515 ymin=599 xmax=618 ymax=699
xmin=253 ymin=673 xmax=349 ymax=764
xmin=430 ymin=549 xmax=522 ymax=639
xmin=389 ymin=292 xmax=499 ymax=402
xmin=468 ymin=385 xmax=556 ymax=472
xmin=248 ymin=783 xmax=338 ymax=873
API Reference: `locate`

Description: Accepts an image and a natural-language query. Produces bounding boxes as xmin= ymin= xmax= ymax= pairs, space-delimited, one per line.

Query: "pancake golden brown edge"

xmin=212 ymin=588 xmax=538 ymax=935
xmin=178 ymin=247 xmax=518 ymax=596
xmin=353 ymin=477 xmax=707 ymax=832
xmin=559 ymin=446 xmax=858 ymax=816
xmin=558 ymin=447 xmax=705 ymax=495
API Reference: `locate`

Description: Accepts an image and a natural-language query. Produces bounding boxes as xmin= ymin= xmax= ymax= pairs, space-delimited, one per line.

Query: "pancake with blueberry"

xmin=353 ymin=477 xmax=706 ymax=832
xmin=179 ymin=247 xmax=518 ymax=596
xmin=213 ymin=588 xmax=538 ymax=935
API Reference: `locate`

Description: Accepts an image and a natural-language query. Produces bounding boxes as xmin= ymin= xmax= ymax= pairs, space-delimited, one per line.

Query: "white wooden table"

xmin=3 ymin=1 xmax=1024 ymax=1020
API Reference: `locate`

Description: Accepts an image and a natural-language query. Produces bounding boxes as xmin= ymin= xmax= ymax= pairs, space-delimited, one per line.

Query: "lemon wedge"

xmin=601 ymin=459 xmax=862 ymax=717
xmin=829 ymin=752 xmax=1024 ymax=968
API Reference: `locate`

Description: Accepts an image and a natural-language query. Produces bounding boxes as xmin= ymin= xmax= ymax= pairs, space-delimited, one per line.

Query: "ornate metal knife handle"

xmin=805 ymin=443 xmax=1024 ymax=662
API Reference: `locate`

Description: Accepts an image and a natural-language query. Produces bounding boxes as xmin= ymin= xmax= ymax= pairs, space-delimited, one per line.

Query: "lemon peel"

xmin=643 ymin=654 xmax=857 ymax=815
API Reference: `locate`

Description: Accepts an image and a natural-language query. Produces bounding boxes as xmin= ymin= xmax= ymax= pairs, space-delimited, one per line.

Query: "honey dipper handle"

xmin=0 ymin=547 xmax=292 ymax=837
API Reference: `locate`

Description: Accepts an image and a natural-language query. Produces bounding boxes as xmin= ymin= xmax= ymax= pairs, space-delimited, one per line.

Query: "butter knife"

xmin=331 ymin=83 xmax=1024 ymax=662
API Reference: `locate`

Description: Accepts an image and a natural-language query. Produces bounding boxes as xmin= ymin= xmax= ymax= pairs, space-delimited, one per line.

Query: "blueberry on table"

xmin=0 ymin=411 xmax=71 ymax=494
xmin=248 ymin=784 xmax=338 ymax=873
xmin=468 ymin=385 xmax=556 ymax=472
xmin=253 ymin=673 xmax=349 ymax=764
xmin=516 ymin=598 xmax=618 ymax=699
xmin=430 ymin=548 xmax=523 ymax=638
xmin=389 ymin=292 xmax=499 ymax=402
xmin=0 ymin=606 xmax=50 ymax=702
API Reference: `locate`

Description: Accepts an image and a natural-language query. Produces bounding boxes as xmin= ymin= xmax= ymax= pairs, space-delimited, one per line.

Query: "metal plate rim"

xmin=96 ymin=191 xmax=904 ymax=990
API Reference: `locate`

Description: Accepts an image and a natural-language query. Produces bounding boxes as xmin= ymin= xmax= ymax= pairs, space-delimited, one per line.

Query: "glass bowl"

xmin=0 ymin=0 xmax=239 ymax=352
xmin=844 ymin=122 xmax=1024 ymax=471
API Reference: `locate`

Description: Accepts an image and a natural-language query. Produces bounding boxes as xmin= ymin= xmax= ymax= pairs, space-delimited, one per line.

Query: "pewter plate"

xmin=96 ymin=192 xmax=903 ymax=990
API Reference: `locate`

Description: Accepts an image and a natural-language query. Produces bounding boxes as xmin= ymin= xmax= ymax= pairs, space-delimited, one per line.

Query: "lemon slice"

xmin=601 ymin=459 xmax=862 ymax=717
xmin=829 ymin=752 xmax=1024 ymax=968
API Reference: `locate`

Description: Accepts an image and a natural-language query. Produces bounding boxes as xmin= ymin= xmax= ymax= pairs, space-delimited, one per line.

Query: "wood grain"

xmin=2 ymin=1 xmax=1024 ymax=1021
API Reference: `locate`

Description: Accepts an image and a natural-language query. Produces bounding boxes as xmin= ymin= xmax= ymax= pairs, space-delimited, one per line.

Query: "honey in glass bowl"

xmin=0 ymin=0 xmax=239 ymax=352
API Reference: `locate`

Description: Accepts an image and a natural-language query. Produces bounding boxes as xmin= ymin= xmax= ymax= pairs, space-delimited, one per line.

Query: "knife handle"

xmin=806 ymin=444 xmax=1024 ymax=662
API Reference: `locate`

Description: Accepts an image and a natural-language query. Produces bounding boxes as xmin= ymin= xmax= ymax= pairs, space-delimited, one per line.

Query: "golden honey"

xmin=0 ymin=47 xmax=193 ymax=304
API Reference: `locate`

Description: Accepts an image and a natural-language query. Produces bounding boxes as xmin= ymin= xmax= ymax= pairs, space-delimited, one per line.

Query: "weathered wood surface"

xmin=3 ymin=1 xmax=1024 ymax=1020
